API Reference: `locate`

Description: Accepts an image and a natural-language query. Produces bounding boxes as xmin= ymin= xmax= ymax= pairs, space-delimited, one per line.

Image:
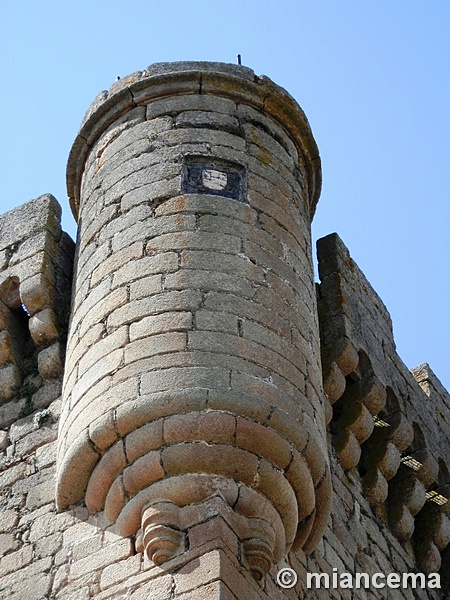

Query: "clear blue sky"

xmin=1 ymin=1 xmax=449 ymax=391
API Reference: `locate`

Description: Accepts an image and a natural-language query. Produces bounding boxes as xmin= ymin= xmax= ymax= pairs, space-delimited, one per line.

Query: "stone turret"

xmin=2 ymin=60 xmax=450 ymax=600
xmin=56 ymin=61 xmax=331 ymax=582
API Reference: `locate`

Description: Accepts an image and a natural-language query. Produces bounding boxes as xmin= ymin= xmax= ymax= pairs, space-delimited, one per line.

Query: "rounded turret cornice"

xmin=67 ymin=61 xmax=321 ymax=220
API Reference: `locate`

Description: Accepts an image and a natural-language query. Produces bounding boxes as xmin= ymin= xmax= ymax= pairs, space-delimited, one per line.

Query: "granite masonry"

xmin=0 ymin=62 xmax=449 ymax=600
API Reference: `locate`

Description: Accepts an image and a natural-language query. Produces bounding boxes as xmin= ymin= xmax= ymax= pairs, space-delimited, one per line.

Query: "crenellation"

xmin=316 ymin=232 xmax=450 ymax=598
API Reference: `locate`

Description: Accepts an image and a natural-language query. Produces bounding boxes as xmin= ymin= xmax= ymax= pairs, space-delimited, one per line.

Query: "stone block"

xmin=78 ymin=327 xmax=128 ymax=378
xmin=128 ymin=274 xmax=162 ymax=301
xmin=115 ymin=388 xmax=208 ymax=438
xmin=164 ymin=269 xmax=254 ymax=298
xmin=146 ymin=93 xmax=237 ymax=119
xmin=35 ymin=439 xmax=57 ymax=469
xmin=69 ymin=538 xmax=133 ymax=580
xmin=105 ymin=160 xmax=181 ymax=201
xmin=176 ymin=580 xmax=238 ymax=600
xmin=235 ymin=417 xmax=291 ymax=470
xmin=104 ymin=475 xmax=127 ymax=523
xmin=108 ymin=290 xmax=201 ymax=331
xmin=0 ymin=555 xmax=54 ymax=599
xmin=0 ymin=194 xmax=61 ymax=252
xmin=62 ymin=521 xmax=97 ymax=549
xmin=245 ymin=121 xmax=295 ymax=167
xmin=99 ymin=117 xmax=170 ymax=168
xmin=0 ymin=398 xmax=26 ymax=429
xmin=195 ymin=309 xmax=239 ymax=335
xmin=25 ymin=477 xmax=55 ymax=511
xmin=56 ymin=429 xmax=101 ymax=510
xmin=155 ymin=193 xmax=256 ymax=222
xmin=100 ymin=554 xmax=141 ymax=591
xmin=0 ymin=363 xmax=21 ymax=402
xmin=112 ymin=251 xmax=178 ymax=289
xmin=174 ymin=548 xmax=262 ymax=600
xmin=34 ymin=531 xmax=63 ymax=559
xmin=37 ymin=342 xmax=63 ymax=380
xmin=19 ymin=273 xmax=54 ymax=316
xmin=125 ymin=419 xmax=164 ymax=463
xmin=32 ymin=380 xmax=62 ymax=411
xmin=204 ymin=291 xmax=291 ymax=339
xmin=78 ymin=204 xmax=119 ymax=253
xmin=124 ymin=332 xmax=187 ymax=365
xmin=164 ymin=411 xmax=236 ymax=446
xmin=188 ymin=516 xmax=239 ymax=558
xmin=62 ymin=377 xmax=138 ymax=447
xmin=15 ymin=424 xmax=57 ymax=458
xmin=90 ymin=241 xmax=143 ymax=287
xmin=0 ymin=510 xmax=18 ymax=534
xmin=78 ymin=286 xmax=127 ymax=339
xmin=267 ymin=408 xmax=308 ymax=455
xmin=175 ymin=110 xmax=240 ymax=133
xmin=0 ymin=544 xmax=33 ymax=578
xmin=128 ymin=574 xmax=173 ymax=600
xmin=123 ymin=451 xmax=165 ymax=496
xmin=29 ymin=307 xmax=59 ymax=345
xmin=0 ymin=533 xmax=20 ymax=558
xmin=0 ymin=331 xmax=18 ymax=366
xmin=0 ymin=429 xmax=8 ymax=450
xmin=69 ymin=347 xmax=124 ymax=409
xmin=130 ymin=311 xmax=192 ymax=342
xmin=118 ymin=175 xmax=182 ymax=214
xmin=88 ymin=411 xmax=118 ymax=452
xmin=162 ymin=443 xmax=259 ymax=487
xmin=141 ymin=364 xmax=232 ymax=397
xmin=145 ymin=231 xmax=241 ymax=255
xmin=75 ymin=244 xmax=110 ymax=292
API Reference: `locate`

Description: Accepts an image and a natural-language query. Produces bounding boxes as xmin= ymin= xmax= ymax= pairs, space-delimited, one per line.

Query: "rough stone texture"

xmin=0 ymin=62 xmax=449 ymax=600
xmin=0 ymin=195 xmax=74 ymax=404
xmin=57 ymin=60 xmax=331 ymax=583
xmin=0 ymin=196 xmax=74 ymax=599
xmin=316 ymin=232 xmax=450 ymax=599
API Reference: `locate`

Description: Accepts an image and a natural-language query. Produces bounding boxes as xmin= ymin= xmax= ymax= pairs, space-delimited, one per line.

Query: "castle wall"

xmin=313 ymin=233 xmax=450 ymax=599
xmin=0 ymin=63 xmax=449 ymax=600
xmin=1 ymin=203 xmax=448 ymax=600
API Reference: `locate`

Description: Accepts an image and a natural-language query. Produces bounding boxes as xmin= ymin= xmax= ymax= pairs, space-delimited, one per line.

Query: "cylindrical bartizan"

xmin=56 ymin=62 xmax=331 ymax=576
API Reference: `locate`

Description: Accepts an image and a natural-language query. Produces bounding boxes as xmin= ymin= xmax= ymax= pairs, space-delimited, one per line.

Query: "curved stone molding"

xmin=67 ymin=62 xmax=321 ymax=220
xmin=81 ymin=410 xmax=327 ymax=563
xmin=56 ymin=61 xmax=331 ymax=578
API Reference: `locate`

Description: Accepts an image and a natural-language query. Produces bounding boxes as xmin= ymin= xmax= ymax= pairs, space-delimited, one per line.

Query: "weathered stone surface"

xmin=0 ymin=429 xmax=8 ymax=450
xmin=29 ymin=308 xmax=59 ymax=345
xmin=37 ymin=342 xmax=64 ymax=380
xmin=1 ymin=61 xmax=449 ymax=600
xmin=0 ymin=364 xmax=21 ymax=402
xmin=0 ymin=195 xmax=61 ymax=251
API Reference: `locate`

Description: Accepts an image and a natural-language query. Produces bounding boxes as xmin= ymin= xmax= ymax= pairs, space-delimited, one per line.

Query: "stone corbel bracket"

xmin=59 ymin=401 xmax=332 ymax=578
